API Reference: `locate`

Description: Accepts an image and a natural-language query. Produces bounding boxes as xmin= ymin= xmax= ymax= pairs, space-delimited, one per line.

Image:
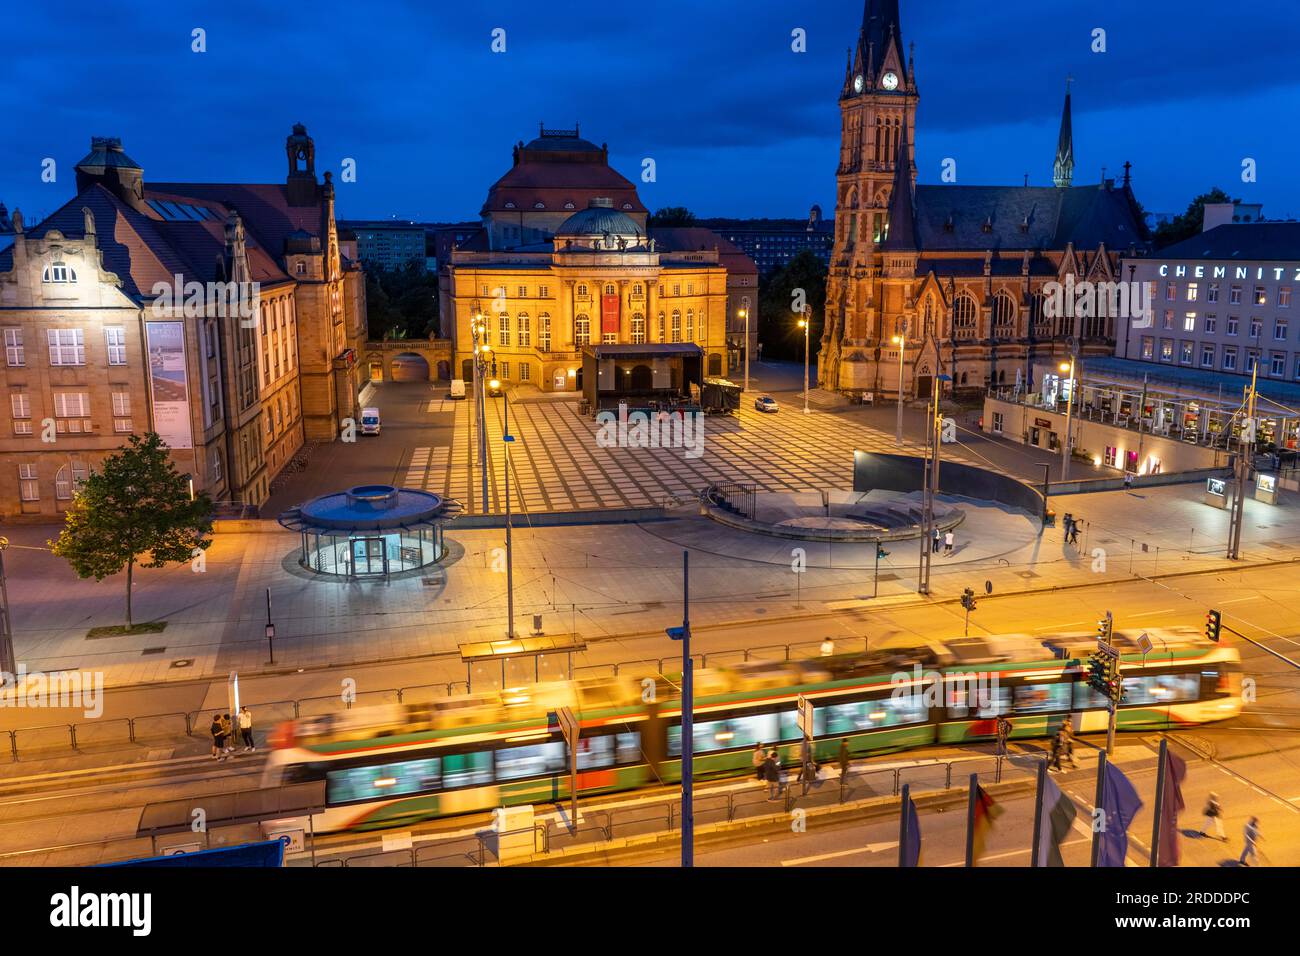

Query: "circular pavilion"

xmin=278 ymin=485 xmax=455 ymax=577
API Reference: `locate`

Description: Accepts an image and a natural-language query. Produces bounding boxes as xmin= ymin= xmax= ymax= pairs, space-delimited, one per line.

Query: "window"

xmin=496 ymin=742 xmax=567 ymax=781
xmin=1160 ymin=339 xmax=1173 ymax=362
xmin=19 ymin=464 xmax=38 ymax=501
xmin=1164 ymin=283 xmax=1176 ymax=302
xmin=1255 ymin=286 xmax=1267 ymax=306
xmin=686 ymin=309 xmax=695 ymax=342
xmin=952 ymin=295 xmax=977 ymax=339
xmin=671 ymin=310 xmax=682 ymax=342
xmin=112 ymin=391 xmax=132 ymax=432
xmin=1271 ymin=352 xmax=1286 ymax=376
xmin=517 ymin=313 xmax=530 ymax=347
xmin=53 ymin=392 xmax=91 ymax=433
xmin=1250 ymin=318 xmax=1262 ymax=339
xmin=538 ymin=313 xmax=551 ymax=352
xmin=500 ymin=362 xmax=510 ymax=379
xmin=1280 ymin=287 xmax=1292 ymax=308
xmin=1180 ymin=341 xmax=1193 ymax=364
xmin=327 ymin=756 xmax=442 ymax=804
xmin=574 ymin=314 xmax=590 ymax=347
xmin=992 ymin=294 xmax=1016 ymax=338
xmin=517 ymin=285 xmax=527 ymax=298
xmin=576 ymin=284 xmax=588 ymax=297
xmin=519 ymin=363 xmax=530 ymax=382
xmin=1141 ymin=336 xmax=1154 ymax=360
xmin=1013 ymin=682 xmax=1073 ymax=714
xmin=991 ymin=411 xmax=1004 ymax=434
xmin=1205 ymin=315 xmax=1217 ymax=334
xmin=105 ymin=327 xmax=127 ymax=365
xmin=538 ymin=285 xmax=549 ymax=298
xmin=11 ymin=393 xmax=31 ymax=435
xmin=1275 ymin=320 xmax=1288 ymax=341
xmin=673 ymin=283 xmax=681 ymax=296
xmin=1183 ymin=313 xmax=1196 ymax=332
xmin=42 ymin=263 xmax=76 ymax=283
xmin=658 ymin=312 xmax=666 ymax=342
xmin=1207 ymin=283 xmax=1219 ymax=303
xmin=1226 ymin=317 xmax=1239 ymax=336
xmin=47 ymin=329 xmax=85 ymax=366
xmin=55 ymin=460 xmax=89 ymax=500
xmin=497 ymin=313 xmax=510 ymax=347
xmin=602 ymin=330 xmax=617 ymax=345
xmin=1230 ymin=285 xmax=1242 ymax=304
xmin=1186 ymin=282 xmax=1198 ymax=302
xmin=1223 ymin=347 xmax=1237 ymax=371
xmin=3 ymin=328 xmax=23 ymax=366
xmin=1162 ymin=310 xmax=1174 ymax=330
xmin=1201 ymin=344 xmax=1215 ymax=368
xmin=631 ymin=313 xmax=646 ymax=344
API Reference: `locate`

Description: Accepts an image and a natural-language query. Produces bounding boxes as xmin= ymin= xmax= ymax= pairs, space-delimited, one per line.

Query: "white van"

xmin=449 ymin=379 xmax=467 ymax=399
xmin=360 ymin=407 xmax=382 ymax=435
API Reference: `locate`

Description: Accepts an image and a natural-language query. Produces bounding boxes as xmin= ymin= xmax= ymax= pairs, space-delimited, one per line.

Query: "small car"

xmin=754 ymin=395 xmax=779 ymax=413
xmin=360 ymin=407 xmax=382 ymax=435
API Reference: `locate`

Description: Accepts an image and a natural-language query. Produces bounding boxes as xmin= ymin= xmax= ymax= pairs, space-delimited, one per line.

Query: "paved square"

xmin=403 ymin=396 xmax=953 ymax=513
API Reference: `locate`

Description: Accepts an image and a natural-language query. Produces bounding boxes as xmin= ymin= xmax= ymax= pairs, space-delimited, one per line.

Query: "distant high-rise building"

xmin=695 ymin=205 xmax=834 ymax=275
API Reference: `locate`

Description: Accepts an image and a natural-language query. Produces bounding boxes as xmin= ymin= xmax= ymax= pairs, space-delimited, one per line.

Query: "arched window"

xmin=517 ymin=312 xmax=531 ymax=348
xmin=42 ymin=263 xmax=76 ymax=283
xmin=631 ymin=313 xmax=646 ymax=344
xmin=576 ymin=283 xmax=588 ymax=297
xmin=574 ymin=314 xmax=590 ymax=347
xmin=564 ymin=200 xmax=575 ymax=210
xmin=992 ymin=293 xmax=1017 ymax=338
xmin=953 ymin=295 xmax=978 ymax=339
xmin=604 ymin=284 xmax=616 ymax=296
xmin=671 ymin=310 xmax=682 ymax=342
xmin=658 ymin=311 xmax=667 ymax=342
xmin=631 ymin=283 xmax=643 ymax=298
xmin=55 ymin=460 xmax=89 ymax=500
xmin=538 ymin=313 xmax=551 ymax=352
xmin=498 ymin=312 xmax=511 ymax=347
xmin=686 ymin=309 xmax=695 ymax=342
xmin=1030 ymin=291 xmax=1051 ymax=338
xmin=923 ymin=297 xmax=935 ymax=336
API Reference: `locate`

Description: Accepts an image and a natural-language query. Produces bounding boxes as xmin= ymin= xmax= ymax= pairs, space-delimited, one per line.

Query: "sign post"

xmin=552 ymin=706 xmax=580 ymax=829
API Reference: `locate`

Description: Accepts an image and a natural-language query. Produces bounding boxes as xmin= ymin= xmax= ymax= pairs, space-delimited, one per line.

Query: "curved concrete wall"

xmin=853 ymin=450 xmax=1044 ymax=516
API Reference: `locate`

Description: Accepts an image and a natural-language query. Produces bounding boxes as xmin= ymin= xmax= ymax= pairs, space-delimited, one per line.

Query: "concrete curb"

xmin=703 ymin=502 xmax=966 ymax=543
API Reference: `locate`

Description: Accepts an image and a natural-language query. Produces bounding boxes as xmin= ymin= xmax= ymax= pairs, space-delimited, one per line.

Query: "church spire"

xmin=1053 ymin=78 xmax=1075 ymax=188
xmin=881 ymin=123 xmax=916 ymax=251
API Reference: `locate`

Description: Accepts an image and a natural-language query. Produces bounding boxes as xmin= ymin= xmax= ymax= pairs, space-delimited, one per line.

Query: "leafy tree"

xmin=50 ymin=432 xmax=213 ymax=628
xmin=365 ymin=264 xmax=439 ymax=340
xmin=648 ymin=206 xmax=696 ymax=227
xmin=1154 ymin=187 xmax=1240 ymax=249
xmin=758 ymin=250 xmax=827 ymax=361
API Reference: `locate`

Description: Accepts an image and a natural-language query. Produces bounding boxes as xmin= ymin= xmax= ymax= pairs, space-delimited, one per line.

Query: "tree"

xmin=1154 ymin=187 xmax=1240 ymax=249
xmin=758 ymin=250 xmax=828 ymax=361
xmin=648 ymin=206 xmax=696 ymax=227
xmin=50 ymin=432 xmax=213 ymax=629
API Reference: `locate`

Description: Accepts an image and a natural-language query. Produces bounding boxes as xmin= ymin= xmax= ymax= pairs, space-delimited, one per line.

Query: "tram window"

xmin=326 ymin=756 xmax=441 ymax=804
xmin=496 ymin=741 xmax=567 ymax=781
xmin=576 ymin=736 xmax=614 ymax=770
xmin=1074 ymin=681 xmax=1109 ymax=710
xmin=822 ymin=696 xmax=925 ymax=733
xmin=667 ymin=713 xmax=778 ymax=756
xmin=778 ymin=708 xmax=827 ymax=740
xmin=947 ymin=684 xmax=1010 ymax=719
xmin=442 ymin=750 xmax=493 ymax=788
xmin=1122 ymin=673 xmax=1200 ymax=706
xmin=1013 ymin=683 xmax=1072 ymax=714
xmin=616 ymin=732 xmax=642 ymax=764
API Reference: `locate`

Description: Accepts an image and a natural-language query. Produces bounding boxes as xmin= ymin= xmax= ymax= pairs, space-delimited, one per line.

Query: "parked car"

xmin=449 ymin=379 xmax=466 ymax=399
xmin=360 ymin=407 xmax=382 ymax=435
xmin=754 ymin=395 xmax=779 ymax=413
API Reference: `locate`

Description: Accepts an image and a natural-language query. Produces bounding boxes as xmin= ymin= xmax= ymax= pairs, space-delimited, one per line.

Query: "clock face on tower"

xmin=881 ymin=71 xmax=899 ymax=91
xmin=853 ymin=74 xmax=864 ymax=93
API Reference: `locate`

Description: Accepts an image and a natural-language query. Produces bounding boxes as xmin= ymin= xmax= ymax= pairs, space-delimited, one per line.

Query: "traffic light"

xmin=1086 ymin=654 xmax=1108 ymax=694
xmin=961 ymin=587 xmax=977 ymax=612
xmin=1096 ymin=611 xmax=1113 ymax=643
xmin=1206 ymin=609 xmax=1222 ymax=643
xmin=877 ymin=545 xmax=889 ymax=559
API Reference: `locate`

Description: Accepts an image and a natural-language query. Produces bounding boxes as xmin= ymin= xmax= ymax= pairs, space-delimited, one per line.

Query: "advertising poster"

xmin=601 ymin=294 xmax=620 ymax=335
xmin=144 ymin=321 xmax=193 ymax=450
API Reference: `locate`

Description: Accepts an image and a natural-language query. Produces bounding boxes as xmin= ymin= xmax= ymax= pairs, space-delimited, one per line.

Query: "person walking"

xmin=752 ymin=742 xmax=767 ymax=782
xmin=944 ymin=530 xmax=954 ymax=555
xmin=932 ymin=527 xmax=941 ymax=554
xmin=1060 ymin=722 xmax=1077 ymax=769
xmin=209 ymin=713 xmax=224 ymax=760
xmin=1068 ymin=519 xmax=1081 ymax=547
xmin=1199 ymin=792 xmax=1225 ymax=841
xmin=1239 ymin=817 xmax=1261 ymax=866
xmin=1063 ymin=516 xmax=1074 ymax=544
xmin=238 ymin=706 xmax=255 ymax=752
xmin=995 ymin=715 xmax=1012 ymax=756
xmin=1048 ymin=726 xmax=1064 ymax=771
xmin=798 ymin=743 xmax=818 ymax=785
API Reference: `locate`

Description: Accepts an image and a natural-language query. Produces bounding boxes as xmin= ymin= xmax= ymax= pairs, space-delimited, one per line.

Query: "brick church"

xmin=819 ymin=0 xmax=1151 ymax=399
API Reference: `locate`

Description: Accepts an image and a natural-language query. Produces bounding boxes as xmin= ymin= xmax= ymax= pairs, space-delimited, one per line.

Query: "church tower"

xmin=821 ymin=0 xmax=918 ymax=390
xmin=1053 ymin=82 xmax=1075 ymax=188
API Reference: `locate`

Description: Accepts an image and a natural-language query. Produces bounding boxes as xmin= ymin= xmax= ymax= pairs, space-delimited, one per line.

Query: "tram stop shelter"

xmin=278 ymin=484 xmax=458 ymax=579
xmin=581 ymin=343 xmax=703 ymax=415
xmin=459 ymin=633 xmax=587 ymax=690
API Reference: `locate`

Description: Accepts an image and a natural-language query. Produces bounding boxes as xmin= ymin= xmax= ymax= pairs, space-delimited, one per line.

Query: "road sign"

xmin=1136 ymin=632 xmax=1153 ymax=656
xmin=550 ymin=707 xmax=579 ymax=748
xmin=796 ymin=695 xmax=815 ymax=739
xmin=1096 ymin=640 xmax=1118 ymax=659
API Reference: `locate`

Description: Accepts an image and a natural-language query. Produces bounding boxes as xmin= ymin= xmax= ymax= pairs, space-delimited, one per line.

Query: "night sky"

xmin=4 ymin=0 xmax=1300 ymax=226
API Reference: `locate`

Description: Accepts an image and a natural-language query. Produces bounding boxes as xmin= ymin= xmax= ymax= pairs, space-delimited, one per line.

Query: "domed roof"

xmin=557 ymin=198 xmax=643 ymax=239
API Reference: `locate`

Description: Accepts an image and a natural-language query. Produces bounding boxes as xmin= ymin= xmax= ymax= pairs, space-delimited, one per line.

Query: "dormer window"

xmin=533 ymin=202 xmax=545 ymax=209
xmin=43 ymin=263 xmax=76 ymax=283
xmin=621 ymin=203 xmax=633 ymax=210
xmin=296 ymin=262 xmax=305 ymax=275
xmin=564 ymin=201 xmax=576 ymax=210
xmin=504 ymin=201 xmax=516 ymax=209
xmin=943 ymin=216 xmax=955 ymax=234
xmin=981 ymin=217 xmax=993 ymax=233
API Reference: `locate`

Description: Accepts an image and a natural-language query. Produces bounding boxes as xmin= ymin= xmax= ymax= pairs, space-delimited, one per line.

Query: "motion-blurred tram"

xmin=261 ymin=628 xmax=1242 ymax=832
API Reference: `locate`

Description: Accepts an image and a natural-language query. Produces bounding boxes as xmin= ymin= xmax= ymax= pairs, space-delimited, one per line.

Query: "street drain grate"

xmin=170 ymin=658 xmax=194 ymax=668
xmin=141 ymin=647 xmax=167 ymax=655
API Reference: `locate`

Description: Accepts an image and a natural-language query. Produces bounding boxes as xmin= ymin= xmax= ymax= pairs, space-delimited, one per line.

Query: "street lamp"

xmin=738 ymin=307 xmax=750 ymax=392
xmin=0 ymin=536 xmax=13 ymax=686
xmin=797 ymin=313 xmax=811 ymax=414
xmin=891 ymin=333 xmax=906 ymax=446
xmin=1059 ymin=358 xmax=1076 ymax=481
xmin=471 ymin=313 xmax=490 ymax=513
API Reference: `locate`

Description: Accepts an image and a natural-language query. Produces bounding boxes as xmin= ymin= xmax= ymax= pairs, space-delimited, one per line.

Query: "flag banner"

xmin=1098 ymin=762 xmax=1144 ymax=867
xmin=601 ymin=294 xmax=620 ymax=334
xmin=970 ymin=784 xmax=1003 ymax=865
xmin=1037 ymin=776 xmax=1077 ymax=867
xmin=1158 ymin=748 xmax=1188 ymax=866
xmin=903 ymin=793 xmax=921 ymax=867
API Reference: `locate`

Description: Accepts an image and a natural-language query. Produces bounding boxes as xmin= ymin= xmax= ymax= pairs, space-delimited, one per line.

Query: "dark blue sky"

xmin=4 ymin=1 xmax=1300 ymax=226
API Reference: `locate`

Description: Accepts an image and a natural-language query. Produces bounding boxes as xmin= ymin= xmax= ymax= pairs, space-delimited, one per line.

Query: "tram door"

xmin=350 ymin=536 xmax=389 ymax=576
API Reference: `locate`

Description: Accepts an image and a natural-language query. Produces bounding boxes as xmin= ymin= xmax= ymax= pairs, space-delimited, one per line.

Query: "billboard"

xmin=601 ymin=294 xmax=620 ymax=334
xmin=144 ymin=321 xmax=193 ymax=450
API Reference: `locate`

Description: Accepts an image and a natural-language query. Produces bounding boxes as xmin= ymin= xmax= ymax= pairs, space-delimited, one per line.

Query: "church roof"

xmin=881 ymin=127 xmax=916 ymax=252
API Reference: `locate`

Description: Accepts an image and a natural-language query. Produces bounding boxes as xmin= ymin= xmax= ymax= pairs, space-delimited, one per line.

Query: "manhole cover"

xmin=141 ymin=647 xmax=167 ymax=655
xmin=1017 ymin=571 xmax=1040 ymax=579
xmin=170 ymin=659 xmax=194 ymax=669
xmin=421 ymin=577 xmax=443 ymax=587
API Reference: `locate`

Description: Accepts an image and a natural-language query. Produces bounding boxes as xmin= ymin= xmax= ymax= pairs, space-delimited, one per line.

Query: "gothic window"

xmin=992 ymin=293 xmax=1017 ymax=339
xmin=923 ymin=297 xmax=935 ymax=336
xmin=1030 ymin=291 xmax=1051 ymax=338
xmin=953 ymin=295 xmax=978 ymax=340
